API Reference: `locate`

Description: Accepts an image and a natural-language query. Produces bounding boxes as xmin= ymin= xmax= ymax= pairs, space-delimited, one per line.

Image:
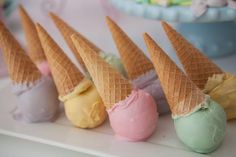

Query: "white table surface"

xmin=0 ymin=0 xmax=236 ymax=157
xmin=0 ymin=76 xmax=236 ymax=157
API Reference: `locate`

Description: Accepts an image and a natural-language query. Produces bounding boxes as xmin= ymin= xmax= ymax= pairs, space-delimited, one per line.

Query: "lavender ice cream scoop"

xmin=132 ymin=70 xmax=169 ymax=114
xmin=11 ymin=76 xmax=59 ymax=123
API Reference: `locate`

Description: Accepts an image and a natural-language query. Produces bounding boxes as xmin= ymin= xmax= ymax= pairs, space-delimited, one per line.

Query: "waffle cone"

xmin=50 ymin=12 xmax=101 ymax=72
xmin=18 ymin=5 xmax=46 ymax=64
xmin=0 ymin=21 xmax=41 ymax=84
xmin=144 ymin=33 xmax=206 ymax=117
xmin=71 ymin=34 xmax=132 ymax=109
xmin=106 ymin=16 xmax=154 ymax=80
xmin=36 ymin=23 xmax=84 ymax=96
xmin=162 ymin=22 xmax=223 ymax=90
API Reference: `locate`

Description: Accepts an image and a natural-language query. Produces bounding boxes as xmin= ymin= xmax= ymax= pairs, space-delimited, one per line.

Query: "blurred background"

xmin=0 ymin=0 xmax=235 ymax=77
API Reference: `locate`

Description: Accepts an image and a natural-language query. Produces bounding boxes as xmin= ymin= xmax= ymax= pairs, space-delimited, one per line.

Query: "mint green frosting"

xmin=99 ymin=52 xmax=128 ymax=78
xmin=174 ymin=98 xmax=226 ymax=153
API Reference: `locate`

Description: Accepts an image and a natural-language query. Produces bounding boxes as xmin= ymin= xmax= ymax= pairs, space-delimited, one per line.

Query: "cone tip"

xmin=0 ymin=21 xmax=10 ymax=39
xmin=105 ymin=16 xmax=112 ymax=23
xmin=18 ymin=4 xmax=24 ymax=12
xmin=35 ymin=23 xmax=42 ymax=31
xmin=143 ymin=33 xmax=155 ymax=47
xmin=18 ymin=4 xmax=28 ymax=19
xmin=0 ymin=20 xmax=5 ymax=28
xmin=49 ymin=12 xmax=57 ymax=20
xmin=105 ymin=16 xmax=116 ymax=28
xmin=143 ymin=32 xmax=150 ymax=41
xmin=161 ymin=21 xmax=171 ymax=32
xmin=35 ymin=23 xmax=48 ymax=40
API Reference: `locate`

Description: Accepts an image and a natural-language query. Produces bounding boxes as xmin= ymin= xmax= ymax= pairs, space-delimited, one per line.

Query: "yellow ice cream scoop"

xmin=36 ymin=23 xmax=107 ymax=128
xmin=204 ymin=73 xmax=236 ymax=120
xmin=60 ymin=79 xmax=107 ymax=128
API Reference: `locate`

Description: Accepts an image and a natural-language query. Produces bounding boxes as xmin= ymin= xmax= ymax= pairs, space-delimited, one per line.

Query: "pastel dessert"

xmin=49 ymin=13 xmax=127 ymax=78
xmin=144 ymin=33 xmax=226 ymax=153
xmin=162 ymin=22 xmax=236 ymax=120
xmin=71 ymin=34 xmax=158 ymax=141
xmin=192 ymin=0 xmax=236 ymax=17
xmin=36 ymin=24 xmax=106 ymax=128
xmin=18 ymin=5 xmax=51 ymax=76
xmin=0 ymin=21 xmax=59 ymax=123
xmin=106 ymin=16 xmax=169 ymax=114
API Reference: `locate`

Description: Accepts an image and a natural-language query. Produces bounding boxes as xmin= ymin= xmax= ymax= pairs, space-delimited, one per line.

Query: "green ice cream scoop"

xmin=174 ymin=98 xmax=227 ymax=154
xmin=99 ymin=52 xmax=128 ymax=78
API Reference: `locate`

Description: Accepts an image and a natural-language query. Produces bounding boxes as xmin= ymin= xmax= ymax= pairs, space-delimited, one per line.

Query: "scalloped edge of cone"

xmin=36 ymin=23 xmax=84 ymax=97
xmin=0 ymin=20 xmax=42 ymax=85
xmin=71 ymin=33 xmax=133 ymax=109
xmin=106 ymin=16 xmax=154 ymax=80
xmin=143 ymin=33 xmax=206 ymax=117
xmin=18 ymin=5 xmax=46 ymax=64
xmin=161 ymin=21 xmax=224 ymax=89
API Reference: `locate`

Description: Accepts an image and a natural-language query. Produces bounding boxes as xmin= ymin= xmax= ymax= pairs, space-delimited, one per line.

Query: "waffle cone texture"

xmin=144 ymin=33 xmax=206 ymax=117
xmin=18 ymin=5 xmax=46 ymax=64
xmin=50 ymin=13 xmax=101 ymax=72
xmin=106 ymin=16 xmax=154 ymax=80
xmin=71 ymin=34 xmax=132 ymax=109
xmin=0 ymin=21 xmax=41 ymax=84
xmin=36 ymin=23 xmax=84 ymax=96
xmin=162 ymin=22 xmax=223 ymax=90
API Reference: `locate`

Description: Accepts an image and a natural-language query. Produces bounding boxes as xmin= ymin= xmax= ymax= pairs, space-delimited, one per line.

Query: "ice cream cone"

xmin=50 ymin=12 xmax=101 ymax=72
xmin=106 ymin=16 xmax=154 ymax=80
xmin=18 ymin=5 xmax=46 ymax=64
xmin=0 ymin=21 xmax=41 ymax=84
xmin=36 ymin=23 xmax=84 ymax=96
xmin=162 ymin=22 xmax=223 ymax=90
xmin=71 ymin=34 xmax=132 ymax=109
xmin=144 ymin=33 xmax=206 ymax=117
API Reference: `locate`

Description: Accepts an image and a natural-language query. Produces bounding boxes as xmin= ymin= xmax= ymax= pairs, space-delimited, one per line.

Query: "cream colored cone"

xmin=18 ymin=5 xmax=46 ymax=64
xmin=0 ymin=21 xmax=41 ymax=84
xmin=144 ymin=33 xmax=206 ymax=117
xmin=71 ymin=34 xmax=132 ymax=109
xmin=106 ymin=16 xmax=154 ymax=80
xmin=162 ymin=22 xmax=223 ymax=90
xmin=50 ymin=12 xmax=101 ymax=72
xmin=36 ymin=23 xmax=84 ymax=97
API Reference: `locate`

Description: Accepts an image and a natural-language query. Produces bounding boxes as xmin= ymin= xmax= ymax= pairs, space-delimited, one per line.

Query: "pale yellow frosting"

xmin=204 ymin=73 xmax=236 ymax=120
xmin=59 ymin=79 xmax=107 ymax=128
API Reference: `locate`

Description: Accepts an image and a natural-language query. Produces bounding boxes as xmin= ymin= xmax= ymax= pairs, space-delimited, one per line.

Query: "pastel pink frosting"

xmin=132 ymin=70 xmax=169 ymax=114
xmin=107 ymin=89 xmax=158 ymax=141
xmin=36 ymin=61 xmax=51 ymax=76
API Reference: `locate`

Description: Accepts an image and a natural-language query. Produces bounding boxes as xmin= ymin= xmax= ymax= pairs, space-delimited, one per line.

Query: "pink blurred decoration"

xmin=99 ymin=0 xmax=120 ymax=20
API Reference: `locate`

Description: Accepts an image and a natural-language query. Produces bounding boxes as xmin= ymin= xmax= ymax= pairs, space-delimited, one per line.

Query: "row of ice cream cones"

xmin=0 ymin=4 xmax=235 ymax=153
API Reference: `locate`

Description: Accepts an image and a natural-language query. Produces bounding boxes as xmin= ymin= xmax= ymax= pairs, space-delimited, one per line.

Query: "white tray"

xmin=0 ymin=78 xmax=236 ymax=157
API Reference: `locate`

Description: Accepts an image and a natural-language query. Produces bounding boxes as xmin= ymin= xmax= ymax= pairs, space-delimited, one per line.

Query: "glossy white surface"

xmin=0 ymin=134 xmax=94 ymax=157
xmin=0 ymin=78 xmax=235 ymax=157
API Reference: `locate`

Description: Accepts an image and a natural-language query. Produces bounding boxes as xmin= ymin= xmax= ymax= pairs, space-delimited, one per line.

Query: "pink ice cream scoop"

xmin=108 ymin=89 xmax=158 ymax=141
xmin=36 ymin=61 xmax=51 ymax=76
xmin=71 ymin=32 xmax=158 ymax=142
xmin=132 ymin=70 xmax=169 ymax=114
